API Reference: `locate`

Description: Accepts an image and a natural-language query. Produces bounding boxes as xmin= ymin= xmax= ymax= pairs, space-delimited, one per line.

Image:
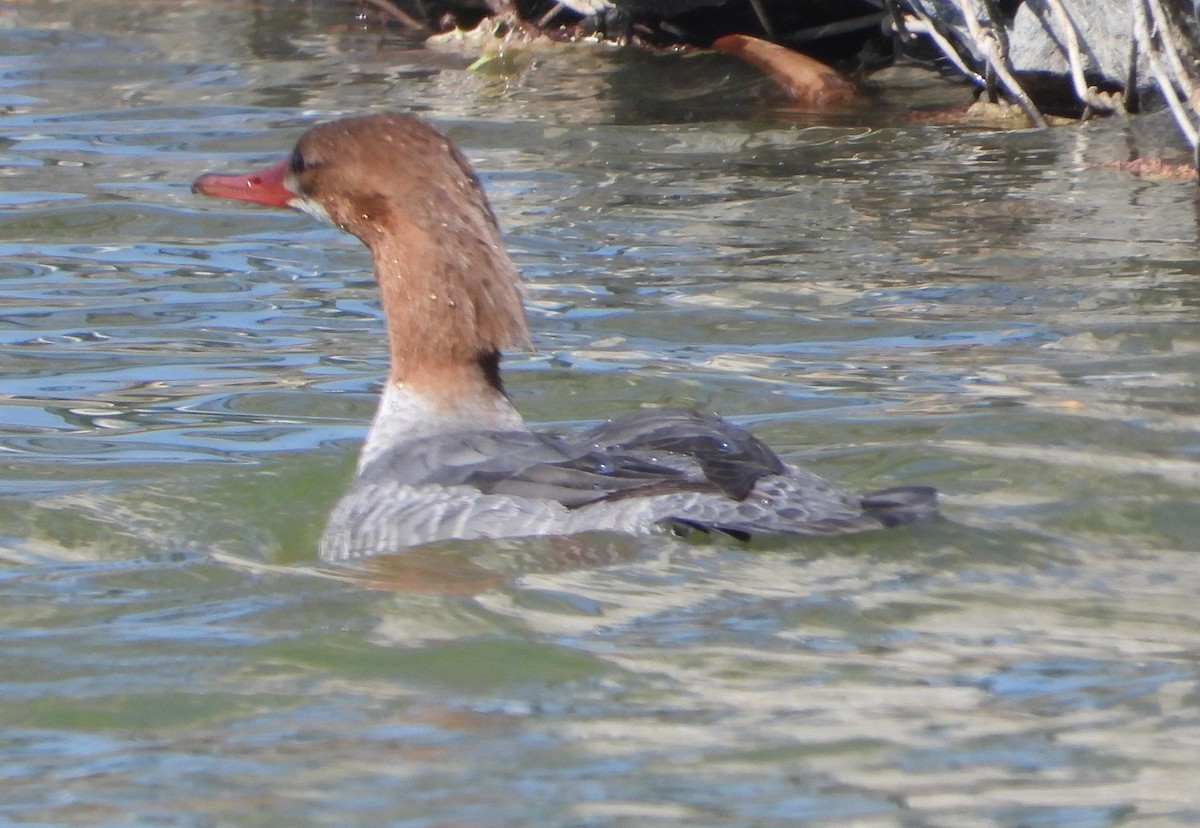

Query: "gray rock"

xmin=1007 ymin=0 xmax=1142 ymax=89
xmin=900 ymin=0 xmax=1200 ymax=106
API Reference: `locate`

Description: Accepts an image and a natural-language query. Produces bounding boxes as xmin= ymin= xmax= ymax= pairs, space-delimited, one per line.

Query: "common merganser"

xmin=193 ymin=112 xmax=937 ymax=560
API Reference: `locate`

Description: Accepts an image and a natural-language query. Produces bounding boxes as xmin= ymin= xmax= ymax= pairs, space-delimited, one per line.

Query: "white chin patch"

xmin=290 ymin=195 xmax=332 ymax=225
xmin=284 ymin=169 xmax=333 ymax=225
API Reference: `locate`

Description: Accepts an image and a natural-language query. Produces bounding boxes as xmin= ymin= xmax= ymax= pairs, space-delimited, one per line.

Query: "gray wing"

xmin=579 ymin=410 xmax=936 ymax=538
xmin=647 ymin=474 xmax=938 ymax=541
xmin=353 ymin=409 xmax=786 ymax=508
xmin=583 ymin=408 xmax=786 ymax=500
xmin=326 ymin=409 xmax=939 ymax=558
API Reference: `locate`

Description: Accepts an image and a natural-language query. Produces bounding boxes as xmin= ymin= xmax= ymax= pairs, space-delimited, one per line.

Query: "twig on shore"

xmin=953 ymin=0 xmax=1047 ymax=126
xmin=892 ymin=6 xmax=985 ymax=86
xmin=1044 ymin=0 xmax=1122 ymax=115
xmin=1132 ymin=0 xmax=1200 ymax=167
xmin=361 ymin=0 xmax=426 ymax=32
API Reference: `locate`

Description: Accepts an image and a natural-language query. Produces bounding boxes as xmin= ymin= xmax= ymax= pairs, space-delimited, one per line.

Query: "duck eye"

xmin=289 ymin=150 xmax=307 ymax=174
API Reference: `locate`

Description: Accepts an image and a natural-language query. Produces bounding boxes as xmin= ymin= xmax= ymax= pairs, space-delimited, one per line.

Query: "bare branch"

xmin=1043 ymin=0 xmax=1121 ymax=113
xmin=953 ymin=0 xmax=1047 ymax=126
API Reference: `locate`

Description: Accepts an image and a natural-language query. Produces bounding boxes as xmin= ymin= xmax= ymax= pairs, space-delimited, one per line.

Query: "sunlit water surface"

xmin=1 ymin=1 xmax=1199 ymax=825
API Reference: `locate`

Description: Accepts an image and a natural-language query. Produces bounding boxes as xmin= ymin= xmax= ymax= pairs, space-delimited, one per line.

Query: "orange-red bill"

xmin=192 ymin=158 xmax=293 ymax=208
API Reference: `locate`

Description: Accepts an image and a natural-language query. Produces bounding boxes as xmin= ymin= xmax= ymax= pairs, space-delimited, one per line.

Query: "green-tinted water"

xmin=1 ymin=1 xmax=1198 ymax=824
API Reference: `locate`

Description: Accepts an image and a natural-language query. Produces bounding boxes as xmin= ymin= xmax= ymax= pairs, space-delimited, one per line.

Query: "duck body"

xmin=193 ymin=112 xmax=937 ymax=560
xmin=325 ymin=403 xmax=933 ymax=560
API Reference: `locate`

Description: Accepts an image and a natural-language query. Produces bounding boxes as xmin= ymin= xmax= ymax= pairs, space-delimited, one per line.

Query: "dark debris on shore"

xmin=356 ymin=0 xmax=1200 ymax=174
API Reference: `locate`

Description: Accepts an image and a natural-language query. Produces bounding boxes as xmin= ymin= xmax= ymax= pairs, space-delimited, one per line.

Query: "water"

xmin=2 ymin=1 xmax=1199 ymax=824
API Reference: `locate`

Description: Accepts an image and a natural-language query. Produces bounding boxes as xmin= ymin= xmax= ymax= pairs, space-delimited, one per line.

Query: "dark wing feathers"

xmin=356 ymin=409 xmax=787 ymax=508
xmin=466 ymin=448 xmax=692 ymax=507
xmin=584 ymin=408 xmax=786 ymax=500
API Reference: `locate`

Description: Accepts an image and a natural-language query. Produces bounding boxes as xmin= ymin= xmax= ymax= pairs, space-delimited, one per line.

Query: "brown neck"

xmin=392 ymin=351 xmax=506 ymax=409
xmin=368 ymin=228 xmax=529 ymax=407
